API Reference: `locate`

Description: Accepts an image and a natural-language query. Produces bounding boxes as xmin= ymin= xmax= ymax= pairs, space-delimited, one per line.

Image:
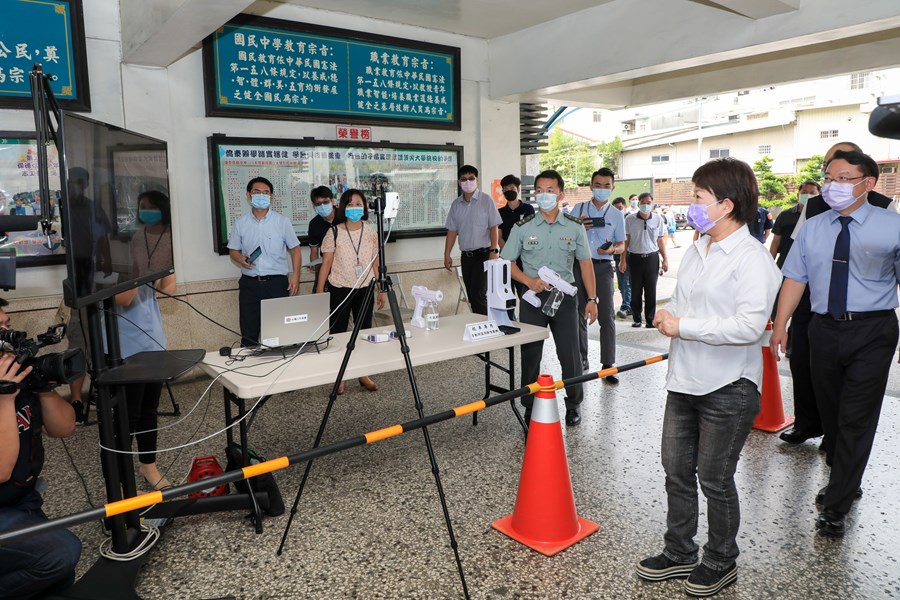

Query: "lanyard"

xmin=144 ymin=227 xmax=166 ymax=269
xmin=345 ymin=222 xmax=365 ymax=265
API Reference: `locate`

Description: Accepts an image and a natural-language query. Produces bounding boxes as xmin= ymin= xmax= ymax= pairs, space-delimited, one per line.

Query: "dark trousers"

xmin=809 ymin=313 xmax=898 ymax=514
xmin=460 ymin=251 xmax=489 ymax=315
xmin=613 ymin=253 xmax=631 ymax=310
xmin=329 ymin=285 xmax=374 ymax=333
xmin=0 ymin=490 xmax=81 ymax=600
xmin=628 ymin=252 xmax=660 ymax=324
xmin=238 ymin=274 xmax=289 ymax=347
xmin=519 ymin=292 xmax=583 ymax=409
xmin=787 ymin=288 xmax=821 ymax=436
xmin=124 ymin=381 xmax=163 ymax=465
xmin=575 ymin=259 xmax=616 ymax=367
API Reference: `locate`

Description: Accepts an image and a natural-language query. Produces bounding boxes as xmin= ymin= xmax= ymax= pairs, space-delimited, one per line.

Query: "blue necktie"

xmin=827 ymin=216 xmax=852 ymax=319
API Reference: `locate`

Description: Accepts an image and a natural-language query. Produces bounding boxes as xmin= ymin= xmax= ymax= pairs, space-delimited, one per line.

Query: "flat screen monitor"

xmin=58 ymin=112 xmax=173 ymax=309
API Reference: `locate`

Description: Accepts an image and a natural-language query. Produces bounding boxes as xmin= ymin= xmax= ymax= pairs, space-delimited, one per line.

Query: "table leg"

xmin=224 ymin=388 xmax=264 ymax=533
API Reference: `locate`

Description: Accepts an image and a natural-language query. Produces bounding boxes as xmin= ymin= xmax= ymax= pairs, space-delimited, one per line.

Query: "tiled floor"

xmin=37 ymin=322 xmax=900 ymax=599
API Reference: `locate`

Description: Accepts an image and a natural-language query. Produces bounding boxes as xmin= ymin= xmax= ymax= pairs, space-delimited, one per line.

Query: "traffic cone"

xmin=753 ymin=322 xmax=795 ymax=432
xmin=492 ymin=374 xmax=599 ymax=556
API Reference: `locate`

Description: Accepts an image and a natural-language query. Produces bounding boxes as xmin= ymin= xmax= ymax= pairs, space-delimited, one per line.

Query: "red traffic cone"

xmin=492 ymin=374 xmax=599 ymax=556
xmin=753 ymin=322 xmax=795 ymax=432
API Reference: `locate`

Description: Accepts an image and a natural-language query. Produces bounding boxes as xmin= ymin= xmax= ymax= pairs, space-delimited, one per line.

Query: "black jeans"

xmin=238 ymin=274 xmax=289 ymax=347
xmin=460 ymin=251 xmax=489 ymax=315
xmin=124 ymin=381 xmax=163 ymax=465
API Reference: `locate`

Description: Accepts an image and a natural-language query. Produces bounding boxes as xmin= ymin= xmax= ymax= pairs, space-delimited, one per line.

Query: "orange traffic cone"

xmin=753 ymin=322 xmax=795 ymax=432
xmin=492 ymin=374 xmax=599 ymax=556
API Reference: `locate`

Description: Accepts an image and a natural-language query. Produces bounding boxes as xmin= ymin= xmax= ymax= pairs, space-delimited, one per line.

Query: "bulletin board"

xmin=208 ymin=136 xmax=463 ymax=254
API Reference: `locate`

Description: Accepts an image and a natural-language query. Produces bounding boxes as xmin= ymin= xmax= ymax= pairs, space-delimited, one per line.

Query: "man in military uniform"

xmin=501 ymin=169 xmax=599 ymax=426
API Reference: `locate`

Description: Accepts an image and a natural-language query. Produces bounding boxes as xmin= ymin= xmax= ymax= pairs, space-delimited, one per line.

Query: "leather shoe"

xmin=565 ymin=407 xmax=581 ymax=426
xmin=779 ymin=428 xmax=822 ymax=444
xmin=645 ymin=323 xmax=654 ymax=329
xmin=601 ymin=365 xmax=619 ymax=385
xmin=815 ymin=486 xmax=862 ymax=505
xmin=815 ymin=509 xmax=845 ymax=537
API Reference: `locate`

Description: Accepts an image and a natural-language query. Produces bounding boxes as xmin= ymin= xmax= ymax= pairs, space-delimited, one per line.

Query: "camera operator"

xmin=0 ymin=299 xmax=81 ymax=599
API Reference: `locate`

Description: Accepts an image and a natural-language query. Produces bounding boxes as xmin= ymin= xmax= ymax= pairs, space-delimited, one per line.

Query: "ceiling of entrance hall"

xmin=276 ymin=0 xmax=614 ymax=38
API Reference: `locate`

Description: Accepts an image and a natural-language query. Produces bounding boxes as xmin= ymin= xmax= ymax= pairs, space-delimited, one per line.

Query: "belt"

xmin=815 ymin=310 xmax=894 ymax=321
xmin=628 ymin=252 xmax=655 ymax=258
xmin=591 ymin=258 xmax=613 ymax=264
xmin=461 ymin=248 xmax=490 ymax=257
xmin=242 ymin=274 xmax=287 ymax=282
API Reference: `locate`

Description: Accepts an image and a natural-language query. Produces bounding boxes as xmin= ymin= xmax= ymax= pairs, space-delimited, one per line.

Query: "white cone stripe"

xmin=761 ymin=329 xmax=772 ymax=346
xmin=531 ymin=394 xmax=560 ymax=424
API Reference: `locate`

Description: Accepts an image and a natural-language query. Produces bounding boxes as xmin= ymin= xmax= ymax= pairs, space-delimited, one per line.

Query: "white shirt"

xmin=665 ymin=225 xmax=782 ymax=395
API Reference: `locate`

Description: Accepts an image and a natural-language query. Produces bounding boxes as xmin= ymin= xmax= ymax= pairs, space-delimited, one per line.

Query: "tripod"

xmin=277 ymin=188 xmax=470 ymax=598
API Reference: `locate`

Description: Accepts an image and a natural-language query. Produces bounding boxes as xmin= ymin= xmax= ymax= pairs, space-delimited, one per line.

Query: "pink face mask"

xmin=460 ymin=180 xmax=477 ymax=194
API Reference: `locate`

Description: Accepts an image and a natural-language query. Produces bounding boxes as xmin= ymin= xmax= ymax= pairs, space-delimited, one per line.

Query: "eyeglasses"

xmin=822 ymin=175 xmax=867 ymax=185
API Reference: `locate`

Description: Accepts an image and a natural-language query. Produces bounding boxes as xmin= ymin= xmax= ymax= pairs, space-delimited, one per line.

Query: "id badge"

xmin=355 ymin=264 xmax=364 ymax=278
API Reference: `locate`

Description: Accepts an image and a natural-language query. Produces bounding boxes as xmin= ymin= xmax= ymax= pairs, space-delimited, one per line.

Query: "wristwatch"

xmin=0 ymin=380 xmax=17 ymax=395
xmin=587 ymin=297 xmax=600 ymax=305
xmin=489 ymin=248 xmax=500 ymax=254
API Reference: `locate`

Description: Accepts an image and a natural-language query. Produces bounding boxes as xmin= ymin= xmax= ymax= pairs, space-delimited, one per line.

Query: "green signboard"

xmin=203 ymin=15 xmax=460 ymax=130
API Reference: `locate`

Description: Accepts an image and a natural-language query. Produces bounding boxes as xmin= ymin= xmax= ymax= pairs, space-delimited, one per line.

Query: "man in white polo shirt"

xmin=620 ymin=193 xmax=668 ymax=328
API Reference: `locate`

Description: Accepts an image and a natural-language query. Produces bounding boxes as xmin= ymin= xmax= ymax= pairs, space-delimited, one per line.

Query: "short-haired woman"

xmin=316 ymin=189 xmax=385 ymax=393
xmin=636 ymin=158 xmax=782 ymax=597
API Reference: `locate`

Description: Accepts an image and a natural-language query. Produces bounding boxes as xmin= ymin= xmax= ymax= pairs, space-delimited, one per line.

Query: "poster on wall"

xmin=203 ymin=14 xmax=460 ymax=130
xmin=0 ymin=133 xmax=64 ymax=266
xmin=0 ymin=0 xmax=91 ymax=111
xmin=208 ymin=136 xmax=462 ymax=254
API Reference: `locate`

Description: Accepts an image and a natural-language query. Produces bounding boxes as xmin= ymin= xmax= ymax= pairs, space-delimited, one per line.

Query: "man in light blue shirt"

xmin=772 ymin=150 xmax=900 ymax=538
xmin=228 ymin=176 xmax=302 ymax=346
xmin=572 ymin=168 xmax=626 ymax=382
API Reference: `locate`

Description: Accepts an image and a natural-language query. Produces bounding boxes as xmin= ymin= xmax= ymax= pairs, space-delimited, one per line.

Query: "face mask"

xmin=592 ymin=189 xmax=612 ymax=203
xmin=798 ymin=193 xmax=813 ymax=206
xmin=250 ymin=194 xmax=271 ymax=209
xmin=139 ymin=209 xmax=162 ymax=225
xmin=502 ymin=190 xmax=518 ymax=202
xmin=314 ymin=203 xmax=333 ymax=218
xmin=345 ymin=206 xmax=364 ymax=222
xmin=536 ymin=193 xmax=558 ymax=212
xmin=631 ymin=200 xmax=638 ymax=207
xmin=821 ymin=181 xmax=865 ymax=212
xmin=687 ymin=200 xmax=725 ymax=234
xmin=460 ymin=180 xmax=478 ymax=194
xmin=639 ymin=204 xmax=652 ymax=215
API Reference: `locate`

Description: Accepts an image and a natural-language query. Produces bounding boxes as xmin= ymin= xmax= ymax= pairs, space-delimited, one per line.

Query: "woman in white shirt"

xmin=635 ymin=158 xmax=781 ymax=597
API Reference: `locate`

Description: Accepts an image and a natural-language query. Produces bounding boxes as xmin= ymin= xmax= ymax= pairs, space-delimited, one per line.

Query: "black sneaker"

xmin=684 ymin=562 xmax=737 ymax=597
xmin=635 ymin=554 xmax=698 ymax=581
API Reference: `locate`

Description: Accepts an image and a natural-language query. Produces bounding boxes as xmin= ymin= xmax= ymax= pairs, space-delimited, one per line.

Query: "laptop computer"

xmin=259 ymin=292 xmax=331 ymax=350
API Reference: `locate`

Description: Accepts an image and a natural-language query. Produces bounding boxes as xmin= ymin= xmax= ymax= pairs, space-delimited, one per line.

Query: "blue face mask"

xmin=592 ymin=189 xmax=612 ymax=203
xmin=139 ymin=209 xmax=162 ymax=225
xmin=536 ymin=193 xmax=558 ymax=212
xmin=639 ymin=204 xmax=652 ymax=215
xmin=345 ymin=206 xmax=364 ymax=222
xmin=250 ymin=194 xmax=271 ymax=209
xmin=314 ymin=203 xmax=333 ymax=218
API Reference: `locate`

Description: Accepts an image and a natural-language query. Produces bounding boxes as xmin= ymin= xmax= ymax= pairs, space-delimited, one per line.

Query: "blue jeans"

xmin=0 ymin=489 xmax=81 ymax=599
xmin=613 ymin=254 xmax=631 ymax=309
xmin=661 ymin=379 xmax=759 ymax=570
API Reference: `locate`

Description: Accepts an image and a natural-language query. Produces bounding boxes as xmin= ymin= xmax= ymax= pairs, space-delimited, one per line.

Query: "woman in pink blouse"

xmin=316 ymin=189 xmax=385 ymax=393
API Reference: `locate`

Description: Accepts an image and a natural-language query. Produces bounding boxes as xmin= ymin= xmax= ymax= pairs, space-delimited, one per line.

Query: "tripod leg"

xmin=277 ymin=280 xmax=377 ymax=556
xmin=384 ymin=280 xmax=470 ymax=599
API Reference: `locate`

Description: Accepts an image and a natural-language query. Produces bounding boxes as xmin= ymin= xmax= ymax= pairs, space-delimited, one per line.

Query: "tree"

xmin=596 ymin=136 xmax=624 ymax=174
xmin=753 ymin=155 xmax=788 ymax=201
xmin=540 ymin=129 xmax=597 ymax=186
xmin=797 ymin=154 xmax=825 ymax=185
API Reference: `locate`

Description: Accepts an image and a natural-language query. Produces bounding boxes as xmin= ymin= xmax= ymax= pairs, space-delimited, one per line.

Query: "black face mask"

xmin=502 ymin=190 xmax=518 ymax=202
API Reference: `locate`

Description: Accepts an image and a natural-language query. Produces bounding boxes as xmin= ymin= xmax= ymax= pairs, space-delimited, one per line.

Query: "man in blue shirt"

xmin=772 ymin=150 xmax=900 ymax=538
xmin=572 ymin=168 xmax=626 ymax=382
xmin=747 ymin=205 xmax=773 ymax=243
xmin=228 ymin=177 xmax=302 ymax=347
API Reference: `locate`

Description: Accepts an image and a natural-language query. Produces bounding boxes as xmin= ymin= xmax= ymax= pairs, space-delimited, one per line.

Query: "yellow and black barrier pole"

xmin=0 ymin=353 xmax=667 ymax=546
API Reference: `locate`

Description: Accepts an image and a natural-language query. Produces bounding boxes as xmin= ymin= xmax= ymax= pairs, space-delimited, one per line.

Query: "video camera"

xmin=869 ymin=95 xmax=900 ymax=140
xmin=0 ymin=324 xmax=86 ymax=391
